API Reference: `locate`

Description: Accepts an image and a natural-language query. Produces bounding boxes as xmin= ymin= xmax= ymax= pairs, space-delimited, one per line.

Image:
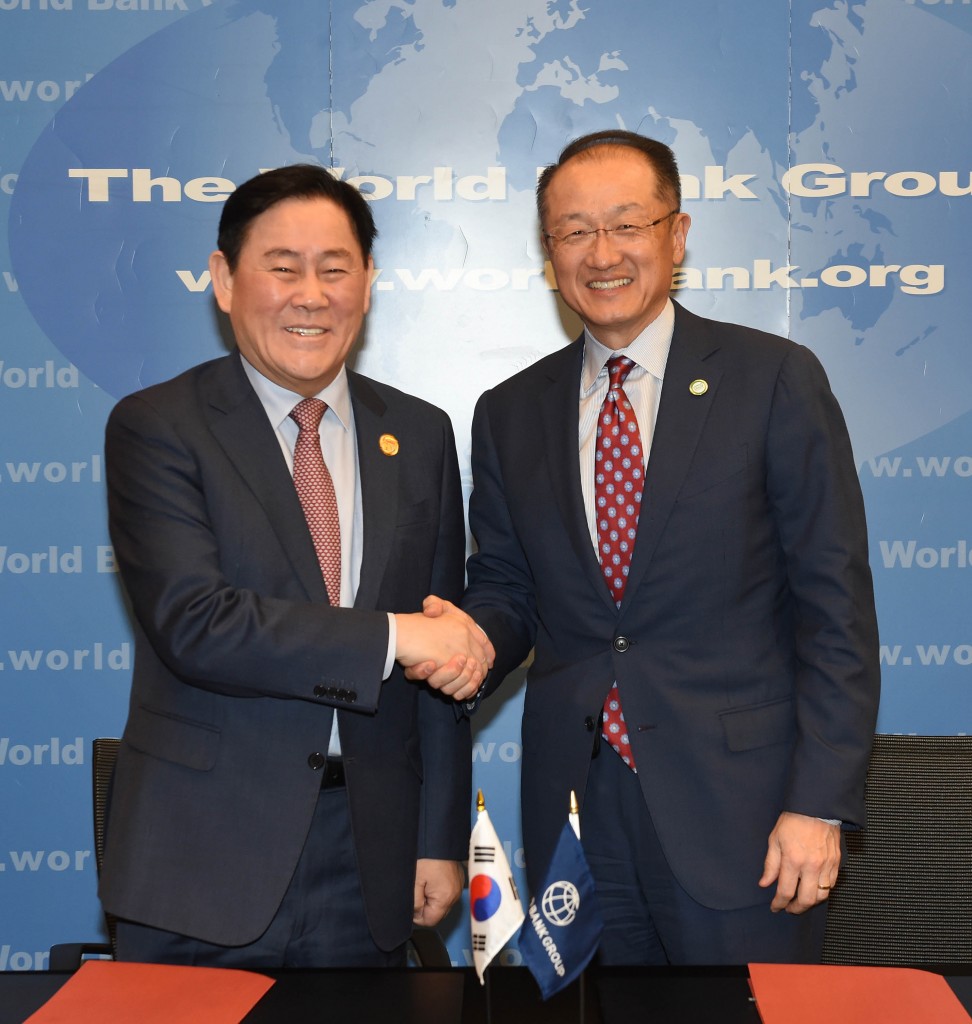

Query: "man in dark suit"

xmin=100 ymin=165 xmax=491 ymax=967
xmin=419 ymin=131 xmax=880 ymax=964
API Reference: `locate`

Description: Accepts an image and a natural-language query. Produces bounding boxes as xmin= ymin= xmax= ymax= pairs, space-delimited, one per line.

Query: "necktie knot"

xmin=606 ymin=355 xmax=636 ymax=394
xmin=290 ymin=397 xmax=327 ymax=432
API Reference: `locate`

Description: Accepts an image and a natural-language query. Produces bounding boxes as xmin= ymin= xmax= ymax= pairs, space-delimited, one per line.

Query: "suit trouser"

xmin=580 ymin=743 xmax=827 ymax=965
xmin=115 ymin=781 xmax=406 ymax=968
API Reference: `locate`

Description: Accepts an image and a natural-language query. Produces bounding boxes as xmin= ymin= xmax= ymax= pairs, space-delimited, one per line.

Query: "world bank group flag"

xmin=469 ymin=791 xmax=525 ymax=983
xmin=517 ymin=804 xmax=603 ymax=1000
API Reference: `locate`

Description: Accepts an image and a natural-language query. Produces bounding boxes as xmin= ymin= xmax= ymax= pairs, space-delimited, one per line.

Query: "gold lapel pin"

xmin=689 ymin=379 xmax=709 ymax=397
xmin=379 ymin=433 xmax=400 ymax=456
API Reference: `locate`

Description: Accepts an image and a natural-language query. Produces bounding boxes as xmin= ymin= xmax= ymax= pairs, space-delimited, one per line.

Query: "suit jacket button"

xmin=584 ymin=716 xmax=597 ymax=732
xmin=307 ymin=752 xmax=326 ymax=771
xmin=614 ymin=636 xmax=630 ymax=653
xmin=313 ymin=685 xmax=325 ymax=697
xmin=347 ymin=691 xmax=357 ymax=703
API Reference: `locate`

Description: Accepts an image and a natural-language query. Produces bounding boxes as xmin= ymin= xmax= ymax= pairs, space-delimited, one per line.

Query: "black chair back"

xmin=823 ymin=734 xmax=972 ymax=964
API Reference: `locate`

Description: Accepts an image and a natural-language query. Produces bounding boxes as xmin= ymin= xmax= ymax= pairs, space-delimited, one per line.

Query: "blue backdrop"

xmin=1 ymin=0 xmax=970 ymax=970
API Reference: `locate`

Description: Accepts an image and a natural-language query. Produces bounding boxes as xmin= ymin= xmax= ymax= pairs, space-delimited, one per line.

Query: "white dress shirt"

xmin=578 ymin=299 xmax=675 ymax=548
xmin=241 ymin=356 xmax=397 ymax=754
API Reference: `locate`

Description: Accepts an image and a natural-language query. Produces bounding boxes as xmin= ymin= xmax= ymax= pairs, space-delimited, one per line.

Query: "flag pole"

xmin=571 ymin=790 xmax=587 ymax=1024
xmin=479 ymin=789 xmax=493 ymax=1024
xmin=485 ymin=965 xmax=494 ymax=1024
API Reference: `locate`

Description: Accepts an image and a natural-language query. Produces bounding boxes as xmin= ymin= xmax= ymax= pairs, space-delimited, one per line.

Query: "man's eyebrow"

xmin=315 ymin=248 xmax=356 ymax=260
xmin=552 ymin=202 xmax=647 ymax=223
xmin=260 ymin=247 xmax=356 ymax=260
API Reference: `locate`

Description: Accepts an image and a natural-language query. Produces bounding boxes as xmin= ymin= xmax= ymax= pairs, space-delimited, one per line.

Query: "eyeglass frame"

xmin=542 ymin=209 xmax=680 ymax=251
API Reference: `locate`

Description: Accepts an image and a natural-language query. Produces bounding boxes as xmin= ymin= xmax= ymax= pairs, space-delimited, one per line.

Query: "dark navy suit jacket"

xmin=463 ymin=302 xmax=880 ymax=911
xmin=100 ymin=353 xmax=470 ymax=950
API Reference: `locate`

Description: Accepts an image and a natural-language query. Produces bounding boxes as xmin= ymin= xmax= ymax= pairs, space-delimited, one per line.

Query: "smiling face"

xmin=209 ymin=196 xmax=373 ymax=397
xmin=541 ymin=148 xmax=690 ymax=350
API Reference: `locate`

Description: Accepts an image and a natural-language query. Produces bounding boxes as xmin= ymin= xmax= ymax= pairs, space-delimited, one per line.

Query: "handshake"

xmin=395 ymin=596 xmax=494 ymax=702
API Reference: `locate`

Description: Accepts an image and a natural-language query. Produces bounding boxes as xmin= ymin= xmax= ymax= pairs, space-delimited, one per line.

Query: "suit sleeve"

xmin=105 ymin=392 xmax=387 ymax=711
xmin=415 ymin=413 xmax=472 ymax=859
xmin=766 ymin=345 xmax=880 ymax=827
xmin=463 ymin=390 xmax=538 ymax=696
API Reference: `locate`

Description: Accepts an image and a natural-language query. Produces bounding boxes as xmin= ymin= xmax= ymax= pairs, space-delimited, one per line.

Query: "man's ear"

xmin=672 ymin=213 xmax=691 ymax=265
xmin=363 ymin=255 xmax=374 ymax=316
xmin=209 ymin=250 xmax=234 ymax=314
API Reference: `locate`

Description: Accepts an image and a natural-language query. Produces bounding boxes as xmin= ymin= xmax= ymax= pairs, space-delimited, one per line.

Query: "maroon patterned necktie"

xmin=290 ymin=398 xmax=341 ymax=607
xmin=596 ymin=355 xmax=644 ymax=772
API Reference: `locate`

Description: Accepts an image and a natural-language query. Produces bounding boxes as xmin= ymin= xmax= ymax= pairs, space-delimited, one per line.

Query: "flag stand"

xmin=472 ymin=790 xmax=602 ymax=1017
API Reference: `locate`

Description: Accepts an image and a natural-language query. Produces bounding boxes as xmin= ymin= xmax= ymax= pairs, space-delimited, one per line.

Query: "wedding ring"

xmin=817 ymin=882 xmax=833 ymax=890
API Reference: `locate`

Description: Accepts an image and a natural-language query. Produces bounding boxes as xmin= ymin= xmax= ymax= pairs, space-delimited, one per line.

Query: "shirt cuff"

xmin=383 ymin=612 xmax=396 ymax=679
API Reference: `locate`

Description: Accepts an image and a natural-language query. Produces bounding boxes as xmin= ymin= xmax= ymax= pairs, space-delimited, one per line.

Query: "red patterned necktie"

xmin=596 ymin=355 xmax=644 ymax=772
xmin=290 ymin=398 xmax=341 ymax=607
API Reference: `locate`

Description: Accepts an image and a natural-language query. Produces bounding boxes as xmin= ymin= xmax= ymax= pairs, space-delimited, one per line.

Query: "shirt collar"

xmin=580 ymin=298 xmax=675 ymax=395
xmin=239 ymin=354 xmax=353 ymax=433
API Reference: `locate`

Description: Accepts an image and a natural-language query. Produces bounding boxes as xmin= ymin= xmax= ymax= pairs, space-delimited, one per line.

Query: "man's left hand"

xmin=413 ymin=858 xmax=464 ymax=927
xmin=759 ymin=811 xmax=840 ymax=914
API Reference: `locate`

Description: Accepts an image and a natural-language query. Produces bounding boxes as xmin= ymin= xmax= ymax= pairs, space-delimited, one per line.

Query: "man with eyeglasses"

xmin=415 ymin=130 xmax=880 ymax=965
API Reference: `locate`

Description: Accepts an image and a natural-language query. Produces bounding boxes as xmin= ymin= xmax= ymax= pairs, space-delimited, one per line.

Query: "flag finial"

xmin=477 ymin=789 xmax=485 ymax=813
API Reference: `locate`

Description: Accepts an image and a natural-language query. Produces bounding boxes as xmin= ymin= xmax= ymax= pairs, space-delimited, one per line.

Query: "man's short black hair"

xmin=217 ymin=164 xmax=377 ymax=270
xmin=536 ymin=130 xmax=682 ymax=226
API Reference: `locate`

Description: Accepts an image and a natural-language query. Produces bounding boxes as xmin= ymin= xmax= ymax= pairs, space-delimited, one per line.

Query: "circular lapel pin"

xmin=379 ymin=433 xmax=400 ymax=456
xmin=689 ymin=379 xmax=709 ymax=396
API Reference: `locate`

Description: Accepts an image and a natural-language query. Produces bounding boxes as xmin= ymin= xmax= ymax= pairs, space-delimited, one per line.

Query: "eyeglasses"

xmin=543 ymin=210 xmax=679 ymax=251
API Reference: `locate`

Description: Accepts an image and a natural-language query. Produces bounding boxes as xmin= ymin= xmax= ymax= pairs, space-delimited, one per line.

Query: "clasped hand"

xmin=395 ymin=595 xmax=493 ymax=701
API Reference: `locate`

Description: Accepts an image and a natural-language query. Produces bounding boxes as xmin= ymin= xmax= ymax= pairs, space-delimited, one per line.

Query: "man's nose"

xmin=587 ymin=228 xmax=624 ymax=265
xmin=292 ymin=272 xmax=330 ymax=308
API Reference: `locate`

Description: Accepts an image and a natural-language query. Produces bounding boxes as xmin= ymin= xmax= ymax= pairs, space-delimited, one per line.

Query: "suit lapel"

xmin=624 ymin=304 xmax=723 ymax=602
xmin=348 ymin=372 xmax=397 ymax=611
xmin=205 ymin=356 xmax=328 ymax=603
xmin=537 ymin=340 xmax=619 ymax=612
